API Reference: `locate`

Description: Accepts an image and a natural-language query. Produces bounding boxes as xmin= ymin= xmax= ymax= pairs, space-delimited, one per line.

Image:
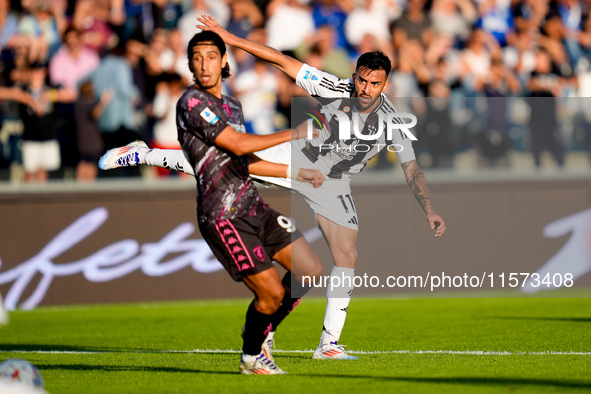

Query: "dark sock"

xmin=269 ymin=273 xmax=308 ymax=331
xmin=242 ymin=300 xmax=274 ymax=356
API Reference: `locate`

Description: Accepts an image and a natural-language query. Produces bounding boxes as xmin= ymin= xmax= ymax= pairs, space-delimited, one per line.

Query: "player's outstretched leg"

xmin=99 ymin=143 xmax=197 ymax=176
xmin=98 ymin=141 xmax=150 ymax=170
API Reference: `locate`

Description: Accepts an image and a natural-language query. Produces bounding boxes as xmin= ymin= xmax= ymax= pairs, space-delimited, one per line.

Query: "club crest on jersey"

xmin=253 ymin=246 xmax=265 ymax=262
xmin=200 ymin=107 xmax=219 ymax=125
xmin=303 ymin=70 xmax=318 ymax=81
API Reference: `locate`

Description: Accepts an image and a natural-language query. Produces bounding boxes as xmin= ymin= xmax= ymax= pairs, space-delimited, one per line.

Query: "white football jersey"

xmin=292 ymin=63 xmax=416 ymax=180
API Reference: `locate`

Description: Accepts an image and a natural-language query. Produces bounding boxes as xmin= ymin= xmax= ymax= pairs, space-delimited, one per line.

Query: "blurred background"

xmin=2 ymin=0 xmax=591 ymax=309
xmin=0 ymin=0 xmax=590 ymax=184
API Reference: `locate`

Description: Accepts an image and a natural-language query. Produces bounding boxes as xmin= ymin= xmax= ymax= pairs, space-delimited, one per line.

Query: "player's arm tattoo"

xmin=401 ymin=160 xmax=433 ymax=214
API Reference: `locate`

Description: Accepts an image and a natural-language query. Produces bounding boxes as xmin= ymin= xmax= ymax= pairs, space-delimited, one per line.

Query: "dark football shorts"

xmin=199 ymin=207 xmax=303 ymax=281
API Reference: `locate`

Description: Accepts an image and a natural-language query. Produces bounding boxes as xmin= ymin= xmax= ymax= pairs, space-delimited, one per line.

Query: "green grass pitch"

xmin=1 ymin=294 xmax=590 ymax=393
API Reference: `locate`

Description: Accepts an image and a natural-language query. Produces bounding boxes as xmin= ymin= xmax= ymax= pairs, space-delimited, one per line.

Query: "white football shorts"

xmin=252 ymin=142 xmax=359 ymax=230
xmin=21 ymin=139 xmax=61 ymax=173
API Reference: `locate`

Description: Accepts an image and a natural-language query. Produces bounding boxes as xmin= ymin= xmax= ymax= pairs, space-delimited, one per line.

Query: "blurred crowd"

xmin=0 ymin=0 xmax=590 ymax=183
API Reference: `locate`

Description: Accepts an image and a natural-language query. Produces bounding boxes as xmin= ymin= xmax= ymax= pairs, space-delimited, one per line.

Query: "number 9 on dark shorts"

xmin=199 ymin=207 xmax=303 ymax=281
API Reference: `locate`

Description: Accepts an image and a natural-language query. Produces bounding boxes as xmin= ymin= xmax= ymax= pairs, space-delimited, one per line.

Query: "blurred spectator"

xmin=549 ymin=0 xmax=585 ymax=67
xmin=426 ymin=56 xmax=462 ymax=95
xmin=162 ymin=28 xmax=193 ymax=85
xmin=0 ymin=85 xmax=38 ymax=107
xmin=19 ymin=62 xmax=75 ymax=182
xmin=475 ymin=0 xmax=515 ymax=47
xmin=459 ymin=29 xmax=499 ymax=94
xmin=5 ymin=38 xmax=33 ymax=86
xmin=513 ymin=0 xmax=549 ymax=34
xmin=48 ymin=27 xmax=100 ymax=91
xmin=424 ymin=33 xmax=456 ymax=68
xmin=311 ymin=0 xmax=355 ymax=55
xmin=344 ymin=0 xmax=391 ymax=51
xmin=48 ymin=26 xmax=99 ymax=174
xmin=74 ymin=80 xmax=107 ymax=181
xmin=478 ymin=58 xmax=521 ymax=167
xmin=95 ymin=0 xmax=127 ymax=28
xmin=357 ymin=31 xmax=393 ymax=56
xmin=266 ymin=0 xmax=315 ymax=52
xmin=391 ymin=39 xmax=430 ymax=97
xmin=1 ymin=0 xmax=590 ymax=180
xmin=416 ymin=81 xmax=457 ymax=168
xmin=123 ymin=38 xmax=149 ymax=118
xmin=539 ymin=16 xmax=578 ymax=92
xmin=429 ymin=0 xmax=477 ymax=46
xmin=151 ymin=0 xmax=182 ymax=31
xmin=122 ymin=0 xmax=146 ymax=42
xmin=295 ymin=24 xmax=353 ymax=79
xmin=145 ymin=29 xmax=171 ymax=78
xmin=17 ymin=0 xmax=67 ymax=62
xmin=86 ymin=45 xmax=142 ymax=153
xmin=226 ymin=0 xmax=264 ymax=40
xmin=233 ymin=59 xmax=279 ymax=135
xmin=503 ymin=28 xmax=537 ymax=79
xmin=528 ymin=48 xmax=566 ymax=168
xmin=71 ymin=0 xmax=118 ymax=55
xmin=150 ymin=72 xmax=184 ymax=176
xmin=0 ymin=0 xmax=20 ymax=51
xmin=143 ymin=27 xmax=193 ymax=123
xmin=391 ymin=0 xmax=432 ymax=50
xmin=230 ymin=26 xmax=267 ymax=71
xmin=0 ymin=83 xmax=39 ymax=174
xmin=178 ymin=0 xmax=231 ymax=47
xmin=578 ymin=10 xmax=591 ymax=63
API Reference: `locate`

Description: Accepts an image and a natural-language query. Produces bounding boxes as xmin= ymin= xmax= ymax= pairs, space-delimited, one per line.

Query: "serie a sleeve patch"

xmin=200 ymin=107 xmax=219 ymax=125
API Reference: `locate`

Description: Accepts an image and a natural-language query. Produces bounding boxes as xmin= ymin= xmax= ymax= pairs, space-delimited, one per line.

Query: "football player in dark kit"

xmin=102 ymin=31 xmax=324 ymax=375
xmin=180 ymin=31 xmax=326 ymax=375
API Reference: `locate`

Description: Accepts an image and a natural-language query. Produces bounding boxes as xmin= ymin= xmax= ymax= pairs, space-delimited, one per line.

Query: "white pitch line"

xmin=0 ymin=349 xmax=590 ymax=356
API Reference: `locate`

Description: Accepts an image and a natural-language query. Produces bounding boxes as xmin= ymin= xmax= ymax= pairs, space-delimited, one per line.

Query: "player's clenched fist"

xmin=297 ymin=168 xmax=325 ymax=188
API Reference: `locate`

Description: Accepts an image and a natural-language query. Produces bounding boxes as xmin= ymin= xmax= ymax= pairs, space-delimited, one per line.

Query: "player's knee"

xmin=257 ymin=287 xmax=284 ymax=314
xmin=334 ymin=246 xmax=358 ymax=267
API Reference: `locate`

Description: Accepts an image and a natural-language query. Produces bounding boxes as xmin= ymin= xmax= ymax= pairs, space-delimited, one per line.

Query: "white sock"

xmin=241 ymin=353 xmax=258 ymax=363
xmin=145 ymin=149 xmax=195 ymax=176
xmin=319 ymin=266 xmax=354 ymax=346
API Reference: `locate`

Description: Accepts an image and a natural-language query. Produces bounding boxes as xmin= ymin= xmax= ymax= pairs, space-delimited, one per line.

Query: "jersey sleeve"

xmin=392 ymin=130 xmax=416 ymax=163
xmin=295 ymin=63 xmax=354 ymax=98
xmin=180 ymin=93 xmax=229 ymax=144
xmin=383 ymin=97 xmax=416 ymax=164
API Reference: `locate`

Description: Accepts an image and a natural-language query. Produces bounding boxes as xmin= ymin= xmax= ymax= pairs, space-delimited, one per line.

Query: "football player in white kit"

xmin=100 ymin=15 xmax=446 ymax=360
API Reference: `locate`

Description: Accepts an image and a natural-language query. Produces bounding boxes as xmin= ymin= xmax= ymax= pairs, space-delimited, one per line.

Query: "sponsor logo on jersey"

xmin=188 ymin=97 xmax=202 ymax=111
xmin=200 ymin=107 xmax=219 ymax=125
xmin=303 ymin=70 xmax=319 ymax=81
